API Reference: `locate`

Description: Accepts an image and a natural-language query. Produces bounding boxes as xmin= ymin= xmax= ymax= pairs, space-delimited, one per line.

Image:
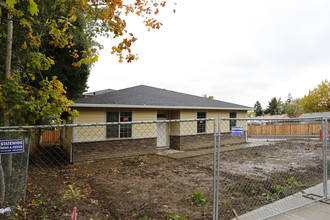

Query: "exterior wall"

xmin=206 ymin=110 xmax=228 ymax=118
xmin=61 ymin=126 xmax=73 ymax=156
xmin=75 ymin=108 xmax=105 ymax=124
xmin=180 ymin=110 xmax=197 ymax=134
xmin=134 ymin=109 xmax=156 ymax=121
xmin=72 ymin=137 xmax=157 ymax=162
xmin=71 ymin=107 xmax=249 ymax=160
xmin=74 ymin=108 xmax=105 ymax=142
xmin=73 ymin=108 xmax=249 ymax=139
xmin=208 ymin=110 xmax=248 ymax=132
xmin=170 ymin=133 xmax=213 ymax=150
xmin=133 ymin=109 xmax=157 ymax=138
xmin=169 ymin=111 xmax=181 ymax=135
xmin=169 ymin=131 xmax=247 ymax=150
xmin=180 ymin=109 xmax=248 ymax=134
xmin=236 ymin=111 xmax=248 ymax=131
xmin=72 ymin=108 xmax=158 ymax=142
xmin=170 ymin=109 xmax=248 ymax=150
xmin=207 ymin=110 xmax=229 ymax=132
xmin=70 ymin=108 xmax=158 ymax=161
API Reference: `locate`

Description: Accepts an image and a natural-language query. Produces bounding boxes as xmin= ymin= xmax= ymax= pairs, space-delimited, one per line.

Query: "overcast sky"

xmin=87 ymin=0 xmax=330 ymax=109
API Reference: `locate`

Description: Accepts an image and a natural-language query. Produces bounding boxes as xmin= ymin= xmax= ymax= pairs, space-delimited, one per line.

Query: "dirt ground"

xmin=11 ymin=139 xmax=326 ymax=220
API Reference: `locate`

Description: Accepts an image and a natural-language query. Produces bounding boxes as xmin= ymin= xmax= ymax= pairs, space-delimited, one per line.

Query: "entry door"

xmin=157 ymin=123 xmax=167 ymax=149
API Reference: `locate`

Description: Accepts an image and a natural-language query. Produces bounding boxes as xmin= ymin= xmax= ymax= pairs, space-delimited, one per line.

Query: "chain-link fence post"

xmin=323 ymin=116 xmax=328 ymax=198
xmin=23 ymin=135 xmax=31 ymax=201
xmin=213 ymin=117 xmax=221 ymax=220
xmin=213 ymin=118 xmax=217 ymax=220
xmin=216 ymin=117 xmax=221 ymax=220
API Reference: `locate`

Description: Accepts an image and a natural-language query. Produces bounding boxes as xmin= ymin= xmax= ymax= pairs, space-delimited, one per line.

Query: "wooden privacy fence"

xmin=40 ymin=130 xmax=61 ymax=146
xmin=248 ymin=123 xmax=329 ymax=135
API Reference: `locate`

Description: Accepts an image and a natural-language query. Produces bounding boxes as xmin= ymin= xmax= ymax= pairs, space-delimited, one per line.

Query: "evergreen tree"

xmin=38 ymin=2 xmax=95 ymax=100
xmin=254 ymin=101 xmax=263 ymax=116
xmin=286 ymin=93 xmax=293 ymax=104
xmin=265 ymin=97 xmax=282 ymax=115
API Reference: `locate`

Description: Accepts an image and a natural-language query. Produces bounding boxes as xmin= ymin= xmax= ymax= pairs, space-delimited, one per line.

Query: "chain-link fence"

xmin=0 ymin=117 xmax=328 ymax=219
xmin=0 ymin=130 xmax=30 ymax=218
xmin=213 ymin=117 xmax=329 ymax=220
xmin=0 ymin=119 xmax=220 ymax=219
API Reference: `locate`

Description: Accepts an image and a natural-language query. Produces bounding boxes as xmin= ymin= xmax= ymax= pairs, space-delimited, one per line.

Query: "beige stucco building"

xmin=63 ymin=85 xmax=251 ymax=161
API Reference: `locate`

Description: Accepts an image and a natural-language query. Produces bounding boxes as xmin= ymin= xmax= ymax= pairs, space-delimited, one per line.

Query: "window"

xmin=197 ymin=112 xmax=206 ymax=133
xmin=157 ymin=113 xmax=167 ymax=119
xmin=120 ymin=112 xmax=132 ymax=138
xmin=229 ymin=112 xmax=237 ymax=131
xmin=106 ymin=112 xmax=132 ymax=138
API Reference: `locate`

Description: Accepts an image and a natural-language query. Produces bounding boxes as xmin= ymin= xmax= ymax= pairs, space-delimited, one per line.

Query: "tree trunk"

xmin=5 ymin=11 xmax=13 ymax=172
xmin=0 ymin=156 xmax=4 ymax=204
xmin=0 ymin=5 xmax=3 ymax=205
xmin=0 ymin=10 xmax=14 ymax=204
xmin=6 ymin=11 xmax=13 ymax=81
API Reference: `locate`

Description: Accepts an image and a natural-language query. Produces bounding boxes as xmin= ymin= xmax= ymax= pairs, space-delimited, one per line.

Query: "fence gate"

xmin=0 ymin=130 xmax=30 ymax=218
xmin=213 ymin=117 xmax=329 ymax=220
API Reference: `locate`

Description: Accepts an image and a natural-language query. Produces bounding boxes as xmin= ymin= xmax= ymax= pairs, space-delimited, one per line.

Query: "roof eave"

xmin=70 ymin=103 xmax=251 ymax=111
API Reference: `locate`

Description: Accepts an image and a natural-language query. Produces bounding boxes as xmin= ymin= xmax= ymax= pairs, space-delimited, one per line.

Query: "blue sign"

xmin=0 ymin=139 xmax=24 ymax=154
xmin=232 ymin=127 xmax=244 ymax=136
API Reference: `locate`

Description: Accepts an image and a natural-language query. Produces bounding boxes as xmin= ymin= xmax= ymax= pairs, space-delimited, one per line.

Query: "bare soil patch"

xmin=11 ymin=140 xmax=325 ymax=220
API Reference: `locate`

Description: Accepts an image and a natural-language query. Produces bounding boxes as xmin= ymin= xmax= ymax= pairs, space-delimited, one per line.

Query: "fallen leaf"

xmin=90 ymin=199 xmax=98 ymax=205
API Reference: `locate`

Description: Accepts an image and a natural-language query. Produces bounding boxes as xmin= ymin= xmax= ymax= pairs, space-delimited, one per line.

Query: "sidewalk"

xmin=235 ymin=181 xmax=330 ymax=220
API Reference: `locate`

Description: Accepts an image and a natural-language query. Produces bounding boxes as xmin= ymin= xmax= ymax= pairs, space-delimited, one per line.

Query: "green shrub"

xmin=262 ymin=176 xmax=304 ymax=202
xmin=165 ymin=213 xmax=188 ymax=220
xmin=186 ymin=189 xmax=206 ymax=207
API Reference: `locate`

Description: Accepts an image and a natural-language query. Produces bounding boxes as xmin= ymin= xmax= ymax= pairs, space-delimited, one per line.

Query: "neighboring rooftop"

xmin=74 ymin=85 xmax=251 ymax=110
xmin=298 ymin=112 xmax=330 ymax=118
xmin=252 ymin=114 xmax=291 ymax=120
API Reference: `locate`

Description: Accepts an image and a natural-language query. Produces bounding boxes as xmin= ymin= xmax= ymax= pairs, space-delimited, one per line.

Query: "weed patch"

xmin=186 ymin=189 xmax=206 ymax=207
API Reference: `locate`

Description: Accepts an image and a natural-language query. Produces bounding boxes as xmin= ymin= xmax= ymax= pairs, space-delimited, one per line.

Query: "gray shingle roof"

xmin=298 ymin=112 xmax=330 ymax=118
xmin=84 ymin=88 xmax=116 ymax=96
xmin=74 ymin=85 xmax=251 ymax=110
xmin=253 ymin=114 xmax=290 ymax=120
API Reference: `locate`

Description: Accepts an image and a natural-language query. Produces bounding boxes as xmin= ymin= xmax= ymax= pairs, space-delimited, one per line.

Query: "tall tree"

xmin=300 ymin=80 xmax=330 ymax=113
xmin=254 ymin=101 xmax=263 ymax=116
xmin=286 ymin=93 xmax=293 ymax=104
xmin=282 ymin=94 xmax=302 ymax=118
xmin=284 ymin=98 xmax=301 ymax=118
xmin=0 ymin=0 xmax=171 ymax=125
xmin=0 ymin=0 xmax=171 ymax=204
xmin=38 ymin=1 xmax=96 ymax=100
xmin=264 ymin=97 xmax=282 ymax=115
